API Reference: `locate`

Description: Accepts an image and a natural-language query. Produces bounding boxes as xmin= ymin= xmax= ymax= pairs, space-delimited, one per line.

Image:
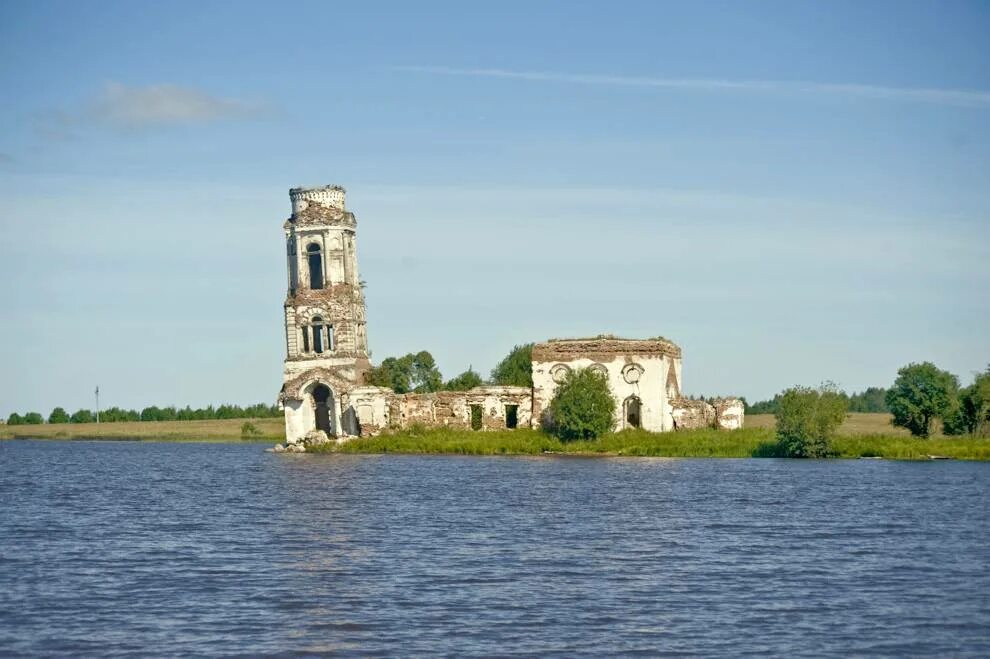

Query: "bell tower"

xmin=279 ymin=184 xmax=370 ymax=441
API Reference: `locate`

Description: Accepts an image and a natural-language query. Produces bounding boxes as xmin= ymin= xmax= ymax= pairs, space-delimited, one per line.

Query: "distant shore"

xmin=0 ymin=418 xmax=284 ymax=442
xmin=5 ymin=413 xmax=986 ymax=460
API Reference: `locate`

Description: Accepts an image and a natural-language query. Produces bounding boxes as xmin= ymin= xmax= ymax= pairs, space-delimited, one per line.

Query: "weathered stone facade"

xmin=277 ymin=184 xmax=743 ymax=447
xmin=532 ymin=336 xmax=684 ymax=433
xmin=279 ymin=186 xmax=370 ymax=443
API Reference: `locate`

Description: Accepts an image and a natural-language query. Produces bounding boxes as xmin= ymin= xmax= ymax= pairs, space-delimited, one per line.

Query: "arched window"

xmin=624 ymin=396 xmax=642 ymax=429
xmin=327 ymin=325 xmax=335 ymax=352
xmin=312 ymin=316 xmax=324 ymax=354
xmin=307 ymin=243 xmax=324 ymax=289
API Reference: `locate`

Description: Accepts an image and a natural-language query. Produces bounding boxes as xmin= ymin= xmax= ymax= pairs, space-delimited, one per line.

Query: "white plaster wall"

xmin=532 ymin=355 xmax=678 ymax=432
xmin=284 ymin=381 xmax=345 ymax=443
xmin=283 ymin=398 xmax=309 ymax=445
xmin=346 ymin=386 xmax=393 ymax=428
xmin=716 ymin=399 xmax=745 ymax=430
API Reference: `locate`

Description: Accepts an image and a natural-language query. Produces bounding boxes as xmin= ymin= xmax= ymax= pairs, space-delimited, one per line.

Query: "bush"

xmin=48 ymin=407 xmax=70 ymax=424
xmin=886 ymin=362 xmax=958 ymax=438
xmin=7 ymin=413 xmax=24 ymax=425
xmin=240 ymin=421 xmax=263 ymax=439
xmin=774 ymin=384 xmax=848 ymax=458
xmin=546 ymin=367 xmax=616 ymax=441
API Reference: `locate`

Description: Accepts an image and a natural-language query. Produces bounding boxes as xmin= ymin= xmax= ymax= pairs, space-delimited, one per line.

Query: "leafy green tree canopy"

xmin=774 ymin=383 xmax=848 ymax=458
xmin=944 ymin=365 xmax=990 ymax=437
xmin=70 ymin=409 xmax=95 ymax=424
xmin=48 ymin=407 xmax=70 ymax=424
xmin=7 ymin=412 xmax=24 ymax=425
xmin=490 ymin=343 xmax=533 ymax=387
xmin=444 ymin=368 xmax=483 ymax=391
xmin=367 ymin=350 xmax=443 ymax=393
xmin=546 ymin=367 xmax=616 ymax=441
xmin=22 ymin=412 xmax=44 ymax=425
xmin=886 ymin=362 xmax=959 ymax=438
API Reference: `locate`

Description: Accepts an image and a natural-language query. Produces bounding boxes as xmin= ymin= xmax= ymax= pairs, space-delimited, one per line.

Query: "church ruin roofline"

xmin=289 ymin=184 xmax=346 ymax=195
xmin=532 ymin=334 xmax=682 ymax=360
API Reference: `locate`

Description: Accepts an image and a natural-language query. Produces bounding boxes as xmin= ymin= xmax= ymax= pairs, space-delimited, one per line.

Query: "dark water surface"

xmin=1 ymin=441 xmax=988 ymax=656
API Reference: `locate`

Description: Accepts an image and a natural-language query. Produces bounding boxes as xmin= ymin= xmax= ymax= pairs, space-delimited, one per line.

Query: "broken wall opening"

xmin=470 ymin=404 xmax=483 ymax=431
xmin=505 ymin=404 xmax=518 ymax=429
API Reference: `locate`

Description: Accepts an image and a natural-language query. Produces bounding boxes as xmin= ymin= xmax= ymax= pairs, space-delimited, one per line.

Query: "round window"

xmin=622 ymin=363 xmax=644 ymax=384
xmin=550 ymin=364 xmax=571 ymax=384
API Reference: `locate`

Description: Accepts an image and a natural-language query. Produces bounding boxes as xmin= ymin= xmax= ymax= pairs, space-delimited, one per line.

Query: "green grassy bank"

xmin=3 ymin=415 xmax=987 ymax=459
xmin=314 ymin=426 xmax=990 ymax=461
xmin=0 ymin=418 xmax=284 ymax=442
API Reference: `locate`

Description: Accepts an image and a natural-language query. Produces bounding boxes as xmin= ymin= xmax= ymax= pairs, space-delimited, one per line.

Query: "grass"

xmin=318 ymin=426 xmax=774 ymax=457
xmin=0 ymin=417 xmax=285 ymax=442
xmin=3 ymin=414 xmax=987 ymax=459
xmin=313 ymin=423 xmax=990 ymax=460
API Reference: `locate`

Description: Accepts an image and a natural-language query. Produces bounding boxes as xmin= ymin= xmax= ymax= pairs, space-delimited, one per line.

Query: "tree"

xmin=367 ymin=351 xmax=443 ymax=393
xmin=774 ymin=383 xmax=848 ymax=458
xmin=48 ymin=407 xmax=70 ymax=424
xmin=490 ymin=343 xmax=533 ymax=387
xmin=22 ymin=412 xmax=44 ymax=425
xmin=7 ymin=412 xmax=24 ymax=425
xmin=546 ymin=367 xmax=616 ymax=441
xmin=444 ymin=368 xmax=483 ymax=391
xmin=409 ymin=351 xmax=442 ymax=393
xmin=70 ymin=409 xmax=95 ymax=424
xmin=886 ymin=362 xmax=959 ymax=438
xmin=944 ymin=366 xmax=990 ymax=437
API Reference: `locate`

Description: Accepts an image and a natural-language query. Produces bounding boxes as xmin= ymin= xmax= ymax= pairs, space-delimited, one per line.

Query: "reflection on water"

xmin=1 ymin=441 xmax=988 ymax=656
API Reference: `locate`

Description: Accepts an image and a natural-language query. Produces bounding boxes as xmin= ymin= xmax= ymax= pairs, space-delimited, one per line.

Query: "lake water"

xmin=1 ymin=440 xmax=988 ymax=656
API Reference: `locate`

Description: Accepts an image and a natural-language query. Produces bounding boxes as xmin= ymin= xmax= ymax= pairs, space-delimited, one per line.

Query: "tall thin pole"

xmin=95 ymin=385 xmax=100 ymax=424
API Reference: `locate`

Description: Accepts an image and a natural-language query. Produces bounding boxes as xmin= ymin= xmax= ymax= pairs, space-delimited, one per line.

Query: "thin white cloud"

xmin=90 ymin=81 xmax=264 ymax=127
xmin=396 ymin=66 xmax=990 ymax=109
xmin=35 ymin=82 xmax=267 ymax=138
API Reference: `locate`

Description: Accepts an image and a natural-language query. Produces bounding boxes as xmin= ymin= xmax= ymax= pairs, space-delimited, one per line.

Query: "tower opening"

xmin=307 ymin=243 xmax=324 ymax=289
xmin=312 ymin=384 xmax=334 ymax=435
xmin=312 ymin=317 xmax=324 ymax=354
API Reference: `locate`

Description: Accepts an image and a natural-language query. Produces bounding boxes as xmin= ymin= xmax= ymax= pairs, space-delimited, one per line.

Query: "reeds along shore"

xmin=2 ymin=414 xmax=988 ymax=460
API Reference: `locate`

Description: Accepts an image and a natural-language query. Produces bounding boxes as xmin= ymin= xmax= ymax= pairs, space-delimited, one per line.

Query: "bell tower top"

xmin=289 ymin=185 xmax=346 ymax=213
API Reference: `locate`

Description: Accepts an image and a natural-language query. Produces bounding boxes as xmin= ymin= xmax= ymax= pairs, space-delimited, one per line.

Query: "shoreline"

xmin=3 ymin=415 xmax=987 ymax=460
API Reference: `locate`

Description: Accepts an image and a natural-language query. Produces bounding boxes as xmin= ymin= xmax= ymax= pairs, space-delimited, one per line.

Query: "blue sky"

xmin=1 ymin=0 xmax=988 ymax=416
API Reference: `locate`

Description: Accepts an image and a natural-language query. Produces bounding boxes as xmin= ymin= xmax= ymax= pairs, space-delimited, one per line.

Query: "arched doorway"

xmin=312 ymin=384 xmax=334 ymax=435
xmin=624 ymin=396 xmax=642 ymax=429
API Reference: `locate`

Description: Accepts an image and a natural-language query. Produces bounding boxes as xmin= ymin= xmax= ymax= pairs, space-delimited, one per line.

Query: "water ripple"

xmin=0 ymin=442 xmax=988 ymax=656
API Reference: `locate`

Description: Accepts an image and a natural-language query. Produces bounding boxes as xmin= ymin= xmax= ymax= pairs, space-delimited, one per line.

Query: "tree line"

xmin=6 ymin=403 xmax=281 ymax=426
xmin=746 ymin=387 xmax=889 ymax=415
xmin=5 ymin=344 xmax=536 ymax=426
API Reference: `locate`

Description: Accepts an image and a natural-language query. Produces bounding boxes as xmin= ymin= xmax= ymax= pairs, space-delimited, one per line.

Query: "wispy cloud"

xmin=35 ymin=82 xmax=267 ymax=138
xmin=90 ymin=82 xmax=264 ymax=127
xmin=396 ymin=66 xmax=990 ymax=109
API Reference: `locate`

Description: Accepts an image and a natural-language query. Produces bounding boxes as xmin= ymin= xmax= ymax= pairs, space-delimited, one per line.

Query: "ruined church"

xmin=278 ymin=185 xmax=743 ymax=445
